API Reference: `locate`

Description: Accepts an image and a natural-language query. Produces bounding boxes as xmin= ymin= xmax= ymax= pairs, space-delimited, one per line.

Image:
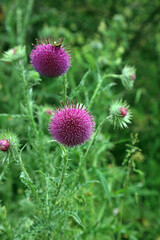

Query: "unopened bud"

xmin=109 ymin=99 xmax=132 ymax=129
xmin=120 ymin=107 xmax=128 ymax=117
xmin=46 ymin=109 xmax=52 ymax=116
xmin=0 ymin=140 xmax=10 ymax=151
xmin=121 ymin=65 xmax=136 ymax=90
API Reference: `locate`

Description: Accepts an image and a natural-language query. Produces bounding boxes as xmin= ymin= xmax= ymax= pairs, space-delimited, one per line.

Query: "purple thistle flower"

xmin=49 ymin=101 xmax=95 ymax=147
xmin=0 ymin=139 xmax=10 ymax=151
xmin=30 ymin=37 xmax=71 ymax=78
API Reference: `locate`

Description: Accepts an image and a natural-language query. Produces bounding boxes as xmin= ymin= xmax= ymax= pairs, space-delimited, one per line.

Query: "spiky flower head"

xmin=30 ymin=37 xmax=71 ymax=78
xmin=1 ymin=46 xmax=26 ymax=63
xmin=0 ymin=131 xmax=19 ymax=163
xmin=49 ymin=101 xmax=95 ymax=147
xmin=109 ymin=99 xmax=132 ymax=129
xmin=120 ymin=65 xmax=136 ymax=90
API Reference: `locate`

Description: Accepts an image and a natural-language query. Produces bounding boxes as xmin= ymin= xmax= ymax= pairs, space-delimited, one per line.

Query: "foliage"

xmin=0 ymin=0 xmax=159 ymax=240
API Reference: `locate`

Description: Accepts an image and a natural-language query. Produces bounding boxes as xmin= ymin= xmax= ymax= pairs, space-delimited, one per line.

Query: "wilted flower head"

xmin=0 ymin=131 xmax=19 ymax=162
xmin=49 ymin=101 xmax=95 ymax=147
xmin=0 ymin=140 xmax=10 ymax=151
xmin=30 ymin=37 xmax=71 ymax=78
xmin=121 ymin=65 xmax=136 ymax=90
xmin=109 ymin=99 xmax=132 ymax=128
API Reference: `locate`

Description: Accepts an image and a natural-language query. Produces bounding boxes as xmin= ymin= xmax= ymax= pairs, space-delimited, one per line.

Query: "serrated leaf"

xmin=20 ymin=172 xmax=34 ymax=190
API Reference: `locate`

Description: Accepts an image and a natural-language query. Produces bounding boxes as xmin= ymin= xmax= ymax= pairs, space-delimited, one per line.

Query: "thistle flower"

xmin=109 ymin=99 xmax=132 ymax=128
xmin=30 ymin=37 xmax=71 ymax=78
xmin=49 ymin=101 xmax=95 ymax=147
xmin=121 ymin=65 xmax=136 ymax=90
xmin=0 ymin=140 xmax=10 ymax=151
xmin=0 ymin=131 xmax=19 ymax=162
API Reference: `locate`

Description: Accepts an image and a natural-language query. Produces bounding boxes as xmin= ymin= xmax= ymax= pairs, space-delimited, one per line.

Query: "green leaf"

xmin=70 ymin=69 xmax=90 ymax=97
xmin=68 ymin=212 xmax=84 ymax=228
xmin=20 ymin=172 xmax=34 ymax=190
xmin=95 ymin=169 xmax=111 ymax=201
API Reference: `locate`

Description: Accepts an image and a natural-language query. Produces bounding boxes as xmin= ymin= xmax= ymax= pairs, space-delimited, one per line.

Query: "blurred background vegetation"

xmin=0 ymin=0 xmax=160 ymax=239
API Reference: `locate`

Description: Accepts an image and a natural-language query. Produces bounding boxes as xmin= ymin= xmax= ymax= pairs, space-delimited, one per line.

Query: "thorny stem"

xmin=83 ymin=116 xmax=111 ymax=162
xmin=0 ymin=206 xmax=13 ymax=240
xmin=55 ymin=145 xmax=68 ymax=204
xmin=64 ymin=74 xmax=68 ymax=101
xmin=14 ymin=149 xmax=41 ymax=205
xmin=89 ymin=73 xmax=121 ymax=109
xmin=19 ymin=60 xmax=39 ymax=139
xmin=117 ymin=159 xmax=132 ymax=240
xmin=74 ymin=116 xmax=111 ymax=182
xmin=61 ymin=74 xmax=68 ymax=101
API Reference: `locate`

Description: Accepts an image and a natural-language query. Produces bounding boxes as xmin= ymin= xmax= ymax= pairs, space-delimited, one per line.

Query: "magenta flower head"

xmin=0 ymin=140 xmax=10 ymax=151
xmin=30 ymin=37 xmax=71 ymax=78
xmin=49 ymin=101 xmax=95 ymax=147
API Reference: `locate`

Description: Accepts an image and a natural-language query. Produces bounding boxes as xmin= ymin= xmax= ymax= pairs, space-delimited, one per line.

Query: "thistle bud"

xmin=0 ymin=131 xmax=19 ymax=162
xmin=109 ymin=99 xmax=132 ymax=128
xmin=0 ymin=140 xmax=10 ymax=151
xmin=1 ymin=46 xmax=26 ymax=63
xmin=120 ymin=107 xmax=128 ymax=117
xmin=121 ymin=65 xmax=136 ymax=90
xmin=46 ymin=109 xmax=52 ymax=116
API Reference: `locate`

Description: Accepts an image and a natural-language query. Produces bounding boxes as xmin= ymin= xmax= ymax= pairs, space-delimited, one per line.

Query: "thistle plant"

xmin=0 ymin=30 xmax=141 ymax=240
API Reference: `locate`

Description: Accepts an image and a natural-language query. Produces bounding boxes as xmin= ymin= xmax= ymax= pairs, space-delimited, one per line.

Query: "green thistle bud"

xmin=0 ymin=131 xmax=19 ymax=163
xmin=120 ymin=65 xmax=136 ymax=90
xmin=1 ymin=46 xmax=26 ymax=63
xmin=109 ymin=99 xmax=132 ymax=129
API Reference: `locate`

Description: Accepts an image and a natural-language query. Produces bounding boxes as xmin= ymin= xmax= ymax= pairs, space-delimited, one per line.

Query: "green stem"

xmin=83 ymin=116 xmax=111 ymax=161
xmin=19 ymin=61 xmax=39 ymax=138
xmin=75 ymin=116 xmax=111 ymax=181
xmin=14 ymin=149 xmax=40 ymax=205
xmin=55 ymin=146 xmax=68 ymax=204
xmin=63 ymin=74 xmax=67 ymax=101
xmin=89 ymin=73 xmax=121 ymax=109
xmin=117 ymin=159 xmax=132 ymax=240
